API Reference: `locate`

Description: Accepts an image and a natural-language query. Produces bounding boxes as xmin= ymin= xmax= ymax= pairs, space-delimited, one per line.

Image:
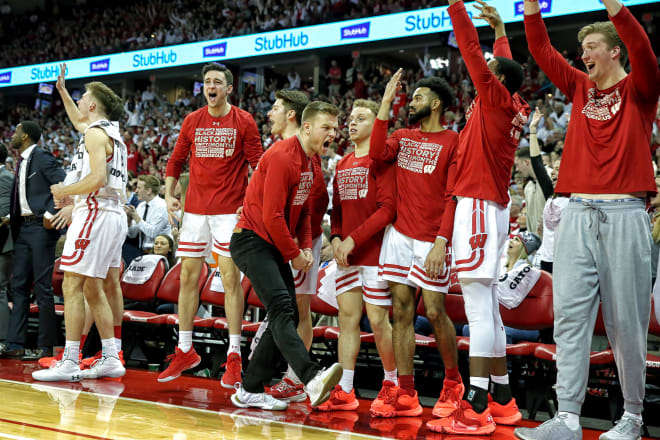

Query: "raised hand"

xmin=472 ymin=0 xmax=503 ymax=30
xmin=382 ymin=68 xmax=403 ymax=105
xmin=56 ymin=63 xmax=67 ymax=93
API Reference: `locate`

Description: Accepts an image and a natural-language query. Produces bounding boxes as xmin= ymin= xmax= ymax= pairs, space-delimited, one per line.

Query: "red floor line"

xmin=0 ymin=417 xmax=113 ymax=440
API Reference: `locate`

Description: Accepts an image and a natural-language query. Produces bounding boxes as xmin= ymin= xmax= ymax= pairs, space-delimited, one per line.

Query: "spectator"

xmin=327 ymin=60 xmax=342 ymax=97
xmin=125 ymin=174 xmax=171 ymax=256
xmin=152 ymin=233 xmax=177 ymax=270
xmin=515 ymin=146 xmax=547 ymax=236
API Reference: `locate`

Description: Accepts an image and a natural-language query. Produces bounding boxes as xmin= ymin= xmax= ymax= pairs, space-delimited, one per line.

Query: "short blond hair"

xmin=578 ymin=21 xmax=628 ymax=67
xmin=85 ymin=82 xmax=123 ymax=121
xmin=301 ymin=101 xmax=340 ymax=123
xmin=353 ymin=99 xmax=379 ymax=117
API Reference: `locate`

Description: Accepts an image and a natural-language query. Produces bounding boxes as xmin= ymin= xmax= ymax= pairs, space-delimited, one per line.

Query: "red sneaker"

xmin=371 ymin=388 xmax=423 ymax=418
xmin=426 ymin=400 xmax=496 ymax=435
xmin=220 ymin=352 xmax=242 ymax=389
xmin=268 ymin=377 xmax=307 ymax=402
xmin=39 ymin=348 xmax=64 ymax=368
xmin=487 ymin=395 xmax=522 ymax=425
xmin=370 ymin=380 xmax=398 ymax=412
xmin=432 ymin=378 xmax=465 ymax=418
xmin=316 ymin=385 xmax=359 ymax=411
xmin=82 ymin=350 xmax=125 ymax=369
xmin=157 ymin=347 xmax=201 ymax=382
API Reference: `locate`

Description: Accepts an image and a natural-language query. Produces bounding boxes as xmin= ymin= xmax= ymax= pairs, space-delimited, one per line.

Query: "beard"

xmin=408 ymin=104 xmax=432 ymax=125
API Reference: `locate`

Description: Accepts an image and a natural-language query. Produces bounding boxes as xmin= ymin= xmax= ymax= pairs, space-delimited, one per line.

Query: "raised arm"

xmin=607 ymin=4 xmax=660 ymax=104
xmin=371 ymin=69 xmax=403 ymax=163
xmin=447 ymin=1 xmax=511 ymax=106
xmin=56 ymin=63 xmax=89 ymax=133
xmin=524 ymin=0 xmax=582 ymax=100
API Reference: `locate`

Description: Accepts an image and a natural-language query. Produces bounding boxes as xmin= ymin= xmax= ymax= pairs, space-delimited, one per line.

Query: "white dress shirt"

xmin=127 ymin=195 xmax=171 ymax=250
xmin=19 ymin=144 xmax=37 ymax=216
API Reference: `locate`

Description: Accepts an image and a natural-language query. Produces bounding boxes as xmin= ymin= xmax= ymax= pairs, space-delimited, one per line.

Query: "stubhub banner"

xmin=1 ymin=0 xmax=657 ymax=87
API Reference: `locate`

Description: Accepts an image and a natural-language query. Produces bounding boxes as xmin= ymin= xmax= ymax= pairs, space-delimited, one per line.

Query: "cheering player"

xmin=369 ymin=71 xmax=463 ymax=419
xmin=316 ymin=99 xmax=397 ymax=412
xmin=160 ymin=63 xmax=263 ymax=387
xmin=426 ymin=0 xmax=530 ymax=435
xmin=516 ymin=0 xmax=660 ymax=439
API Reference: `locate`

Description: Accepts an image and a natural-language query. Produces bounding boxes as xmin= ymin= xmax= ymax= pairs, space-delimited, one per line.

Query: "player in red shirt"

xmin=516 ymin=1 xmax=660 ymax=439
xmin=255 ymin=89 xmax=330 ymax=403
xmin=159 ymin=63 xmax=263 ymax=386
xmin=369 ymin=71 xmax=464 ymax=419
xmin=427 ymin=1 xmax=530 ymax=435
xmin=314 ymin=99 xmax=397 ymax=412
xmin=229 ymin=101 xmax=342 ymax=410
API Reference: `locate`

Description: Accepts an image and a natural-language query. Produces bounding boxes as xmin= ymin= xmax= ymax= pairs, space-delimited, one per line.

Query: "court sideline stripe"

xmin=0 ymin=379 xmax=383 ymax=440
xmin=0 ymin=417 xmax=111 ymax=440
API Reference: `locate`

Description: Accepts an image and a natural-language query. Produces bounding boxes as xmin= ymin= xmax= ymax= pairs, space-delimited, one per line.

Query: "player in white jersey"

xmin=33 ymin=77 xmax=128 ymax=382
xmin=36 ymin=65 xmax=127 ymax=371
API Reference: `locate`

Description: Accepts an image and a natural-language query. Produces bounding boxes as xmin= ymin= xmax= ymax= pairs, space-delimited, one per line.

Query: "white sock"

xmin=622 ymin=411 xmax=642 ymax=422
xmin=101 ymin=338 xmax=118 ymax=359
xmin=559 ymin=411 xmax=580 ymax=430
xmin=339 ymin=369 xmax=354 ymax=393
xmin=228 ymin=334 xmax=241 ymax=354
xmin=178 ymin=331 xmax=193 ymax=352
xmin=384 ymin=368 xmax=398 ymax=385
xmin=64 ymin=340 xmax=80 ymax=363
xmin=114 ymin=338 xmax=122 ymax=352
xmin=286 ymin=365 xmax=302 ymax=384
xmin=490 ymin=374 xmax=509 ymax=385
xmin=470 ymin=376 xmax=489 ymax=390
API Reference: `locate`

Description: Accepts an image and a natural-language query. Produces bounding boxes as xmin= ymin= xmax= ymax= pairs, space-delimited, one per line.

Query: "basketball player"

xmin=369 ymin=72 xmax=464 ymax=418
xmin=229 ymin=101 xmax=343 ymax=410
xmin=261 ymin=90 xmax=328 ymax=403
xmin=159 ymin=63 xmax=263 ymax=387
xmin=33 ymin=80 xmax=128 ymax=382
xmin=425 ymin=0 xmax=530 ymax=435
xmin=516 ymin=0 xmax=660 ymax=438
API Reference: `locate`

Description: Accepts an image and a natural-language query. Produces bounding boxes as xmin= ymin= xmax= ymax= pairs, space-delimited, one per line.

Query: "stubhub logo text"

xmin=203 ymin=42 xmax=227 ymax=57
xmin=255 ymin=32 xmax=309 ymax=52
xmin=30 ymin=64 xmax=64 ymax=81
xmin=0 ymin=71 xmax=11 ymax=84
xmin=515 ymin=0 xmax=551 ymax=15
xmin=132 ymin=50 xmax=178 ymax=68
xmin=405 ymin=10 xmax=454 ymax=32
xmin=341 ymin=22 xmax=370 ymax=39
xmin=90 ymin=58 xmax=110 ymax=72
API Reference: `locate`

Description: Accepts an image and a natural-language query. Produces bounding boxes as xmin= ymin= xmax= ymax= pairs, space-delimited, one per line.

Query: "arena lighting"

xmin=0 ymin=0 xmax=657 ymax=88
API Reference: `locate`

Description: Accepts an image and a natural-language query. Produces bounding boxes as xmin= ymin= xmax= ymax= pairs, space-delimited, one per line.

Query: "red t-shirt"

xmin=331 ymin=152 xmax=396 ymax=266
xmin=370 ymin=118 xmax=458 ymax=243
xmin=238 ymin=136 xmax=313 ymax=262
xmin=165 ymin=105 xmax=263 ymax=215
xmin=310 ymin=155 xmax=329 ymax=240
xmin=525 ymin=7 xmax=659 ymax=196
xmin=447 ymin=2 xmax=531 ymax=213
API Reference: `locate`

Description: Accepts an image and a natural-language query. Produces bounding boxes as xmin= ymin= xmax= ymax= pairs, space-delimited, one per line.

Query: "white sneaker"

xmin=231 ymin=385 xmax=288 ymax=410
xmin=82 ymin=356 xmax=126 ymax=379
xmin=304 ymin=363 xmax=343 ymax=408
xmin=32 ymin=359 xmax=83 ymax=382
xmin=599 ymin=414 xmax=642 ymax=440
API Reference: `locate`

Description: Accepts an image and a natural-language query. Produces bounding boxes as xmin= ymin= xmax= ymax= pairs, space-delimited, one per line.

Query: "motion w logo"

xmin=469 ymin=233 xmax=488 ymax=250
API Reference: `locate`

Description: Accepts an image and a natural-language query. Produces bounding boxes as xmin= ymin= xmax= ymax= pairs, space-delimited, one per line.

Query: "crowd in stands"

xmin=1 ymin=51 xmax=660 ymax=264
xmin=0 ymin=0 xmax=444 ymax=68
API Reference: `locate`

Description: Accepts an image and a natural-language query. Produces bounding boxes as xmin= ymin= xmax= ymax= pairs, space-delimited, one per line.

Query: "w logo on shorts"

xmin=469 ymin=233 xmax=488 ymax=250
xmin=75 ymin=239 xmax=91 ymax=250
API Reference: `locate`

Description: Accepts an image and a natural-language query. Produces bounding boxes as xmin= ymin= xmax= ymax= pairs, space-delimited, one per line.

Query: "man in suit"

xmin=0 ymin=143 xmax=13 ymax=353
xmin=0 ymin=121 xmax=65 ymax=360
xmin=125 ymin=174 xmax=171 ymax=255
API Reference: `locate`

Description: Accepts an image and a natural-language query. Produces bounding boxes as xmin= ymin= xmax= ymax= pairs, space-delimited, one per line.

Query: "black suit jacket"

xmin=0 ymin=166 xmax=14 ymax=252
xmin=10 ymin=146 xmax=66 ymax=240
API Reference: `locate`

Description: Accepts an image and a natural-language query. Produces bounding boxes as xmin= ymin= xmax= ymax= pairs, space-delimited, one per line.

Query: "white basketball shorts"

xmin=177 ymin=213 xmax=238 ymax=258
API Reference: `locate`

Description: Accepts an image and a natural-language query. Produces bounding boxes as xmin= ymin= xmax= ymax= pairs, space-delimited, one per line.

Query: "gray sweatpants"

xmin=553 ymin=198 xmax=652 ymax=415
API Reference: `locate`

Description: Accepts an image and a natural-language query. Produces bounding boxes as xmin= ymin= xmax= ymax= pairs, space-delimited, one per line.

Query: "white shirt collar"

xmin=21 ymin=144 xmax=37 ymax=160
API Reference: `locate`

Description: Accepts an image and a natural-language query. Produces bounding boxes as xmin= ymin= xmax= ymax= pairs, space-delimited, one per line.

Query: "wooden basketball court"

xmin=0 ymin=359 xmax=657 ymax=440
